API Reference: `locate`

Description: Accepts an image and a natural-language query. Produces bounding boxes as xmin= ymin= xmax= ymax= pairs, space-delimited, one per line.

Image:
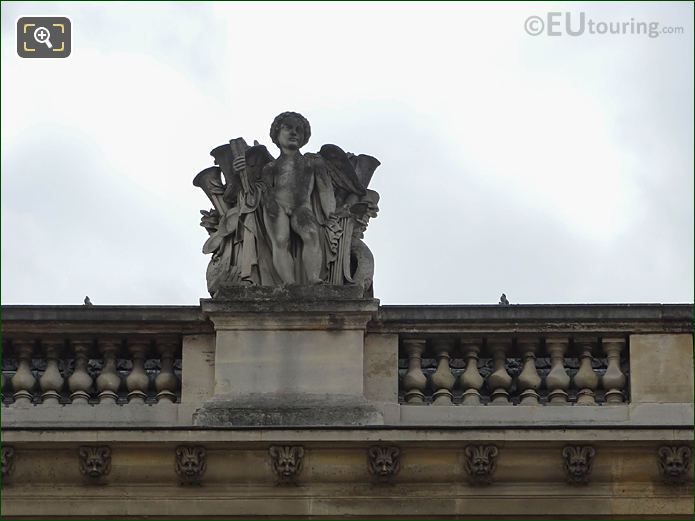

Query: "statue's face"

xmin=568 ymin=458 xmax=588 ymax=478
xmin=277 ymin=455 xmax=298 ymax=477
xmin=278 ymin=117 xmax=305 ymax=150
xmin=471 ymin=456 xmax=490 ymax=475
xmin=665 ymin=456 xmax=685 ymax=477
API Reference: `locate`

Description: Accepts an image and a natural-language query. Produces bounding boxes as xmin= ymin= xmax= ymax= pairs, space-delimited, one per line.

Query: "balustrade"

xmin=401 ymin=339 xmax=427 ymax=404
xmin=1 ymin=336 xmax=182 ymax=406
xmin=602 ymin=337 xmax=626 ymax=404
xmin=517 ymin=338 xmax=541 ymax=405
xmin=459 ymin=340 xmax=484 ymax=405
xmin=398 ymin=335 xmax=629 ymax=406
xmin=430 ymin=339 xmax=455 ymax=406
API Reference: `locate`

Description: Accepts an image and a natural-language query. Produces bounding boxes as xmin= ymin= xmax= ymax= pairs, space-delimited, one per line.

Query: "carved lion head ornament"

xmin=464 ymin=444 xmax=499 ymax=485
xmin=562 ymin=445 xmax=596 ymax=485
xmin=269 ymin=445 xmax=304 ymax=483
xmin=657 ymin=445 xmax=692 ymax=485
xmin=175 ymin=446 xmax=207 ymax=484
xmin=1 ymin=446 xmax=15 ymax=478
xmin=78 ymin=446 xmax=112 ymax=479
xmin=368 ymin=446 xmax=401 ymax=481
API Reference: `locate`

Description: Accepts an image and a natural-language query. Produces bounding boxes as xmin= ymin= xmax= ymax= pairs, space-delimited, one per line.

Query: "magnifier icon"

xmin=33 ymin=26 xmax=53 ymax=49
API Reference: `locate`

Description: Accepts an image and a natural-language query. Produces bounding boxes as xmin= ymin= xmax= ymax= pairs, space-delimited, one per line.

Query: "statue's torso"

xmin=271 ymin=154 xmax=316 ymax=212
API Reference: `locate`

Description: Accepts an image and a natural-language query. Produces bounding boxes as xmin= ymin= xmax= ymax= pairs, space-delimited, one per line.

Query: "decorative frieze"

xmin=367 ymin=446 xmax=400 ymax=482
xmin=1 ymin=446 xmax=15 ymax=479
xmin=269 ymin=445 xmax=304 ymax=484
xmin=464 ymin=444 xmax=498 ymax=485
xmin=562 ymin=445 xmax=596 ymax=485
xmin=657 ymin=445 xmax=692 ymax=485
xmin=175 ymin=445 xmax=207 ymax=485
xmin=78 ymin=446 xmax=112 ymax=479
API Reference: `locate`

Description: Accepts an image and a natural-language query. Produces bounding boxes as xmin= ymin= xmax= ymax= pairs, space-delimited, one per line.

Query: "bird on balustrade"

xmin=498 ymin=293 xmax=510 ymax=305
xmin=83 ymin=296 xmax=93 ymax=306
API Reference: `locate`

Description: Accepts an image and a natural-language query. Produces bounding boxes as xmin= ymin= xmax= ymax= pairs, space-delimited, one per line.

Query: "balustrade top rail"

xmin=1 ymin=303 xmax=692 ymax=335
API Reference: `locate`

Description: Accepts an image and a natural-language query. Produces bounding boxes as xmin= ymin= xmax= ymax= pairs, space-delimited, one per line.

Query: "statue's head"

xmin=175 ymin=446 xmax=207 ymax=483
xmin=269 ymin=445 xmax=304 ymax=482
xmin=658 ymin=446 xmax=691 ymax=483
xmin=368 ymin=446 xmax=400 ymax=480
xmin=464 ymin=445 xmax=498 ymax=485
xmin=562 ymin=446 xmax=595 ymax=484
xmin=270 ymin=112 xmax=311 ymax=150
xmin=78 ymin=446 xmax=111 ymax=479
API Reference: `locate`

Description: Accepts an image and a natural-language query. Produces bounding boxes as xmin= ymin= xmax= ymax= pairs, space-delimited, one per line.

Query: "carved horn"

xmin=350 ymin=154 xmax=381 ymax=189
xmin=658 ymin=446 xmax=671 ymax=459
xmin=676 ymin=446 xmax=691 ymax=462
xmin=193 ymin=166 xmax=228 ymax=216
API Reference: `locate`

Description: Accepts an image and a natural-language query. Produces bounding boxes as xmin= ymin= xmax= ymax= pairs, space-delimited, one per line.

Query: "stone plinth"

xmin=193 ymin=286 xmax=382 ymax=426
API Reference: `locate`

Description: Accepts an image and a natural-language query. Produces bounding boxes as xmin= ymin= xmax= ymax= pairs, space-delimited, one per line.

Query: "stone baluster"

xmin=517 ymin=338 xmax=542 ymax=405
xmin=573 ymin=338 xmax=599 ymax=405
xmin=155 ymin=338 xmax=179 ymax=403
xmin=402 ymin=339 xmax=427 ymax=404
xmin=96 ymin=338 xmax=121 ymax=404
xmin=39 ymin=338 xmax=65 ymax=405
xmin=126 ymin=339 xmax=151 ymax=404
xmin=459 ymin=339 xmax=484 ymax=405
xmin=545 ymin=337 xmax=571 ymax=405
xmin=430 ymin=339 xmax=455 ymax=406
xmin=68 ymin=339 xmax=94 ymax=404
xmin=11 ymin=340 xmax=36 ymax=405
xmin=486 ymin=340 xmax=512 ymax=405
xmin=601 ymin=337 xmax=626 ymax=404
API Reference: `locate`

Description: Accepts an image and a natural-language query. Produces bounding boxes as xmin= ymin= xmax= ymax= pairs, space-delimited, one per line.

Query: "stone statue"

xmin=194 ymin=111 xmax=380 ymax=298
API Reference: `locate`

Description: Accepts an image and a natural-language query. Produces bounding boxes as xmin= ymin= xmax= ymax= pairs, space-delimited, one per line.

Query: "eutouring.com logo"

xmin=524 ymin=12 xmax=685 ymax=38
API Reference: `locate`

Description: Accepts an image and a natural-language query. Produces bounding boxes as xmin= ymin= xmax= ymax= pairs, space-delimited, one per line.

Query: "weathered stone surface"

xmin=363 ymin=334 xmax=399 ymax=403
xmin=180 ymin=334 xmax=215 ymax=406
xmin=193 ymin=393 xmax=383 ymax=427
xmin=630 ymin=334 xmax=694 ymax=403
xmin=1 ymin=303 xmax=693 ymax=518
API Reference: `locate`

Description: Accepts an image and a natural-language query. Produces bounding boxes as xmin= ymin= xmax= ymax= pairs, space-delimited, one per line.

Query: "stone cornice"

xmin=372 ymin=303 xmax=694 ymax=334
xmin=1 ymin=303 xmax=692 ymax=335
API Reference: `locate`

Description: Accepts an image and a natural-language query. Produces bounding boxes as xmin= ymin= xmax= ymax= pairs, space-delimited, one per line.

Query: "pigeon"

xmin=83 ymin=296 xmax=93 ymax=306
xmin=498 ymin=293 xmax=509 ymax=305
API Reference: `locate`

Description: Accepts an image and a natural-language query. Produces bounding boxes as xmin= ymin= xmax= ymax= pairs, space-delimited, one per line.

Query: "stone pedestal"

xmin=193 ymin=286 xmax=382 ymax=426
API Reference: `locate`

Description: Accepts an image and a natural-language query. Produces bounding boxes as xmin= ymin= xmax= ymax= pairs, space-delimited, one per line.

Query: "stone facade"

xmin=1 ymin=303 xmax=693 ymax=518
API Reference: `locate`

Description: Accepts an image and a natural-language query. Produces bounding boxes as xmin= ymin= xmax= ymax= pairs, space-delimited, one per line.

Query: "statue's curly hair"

xmin=269 ymin=111 xmax=311 ymax=148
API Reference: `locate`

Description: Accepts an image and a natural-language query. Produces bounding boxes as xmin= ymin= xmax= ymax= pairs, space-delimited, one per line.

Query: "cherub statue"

xmin=194 ymin=111 xmax=380 ymax=296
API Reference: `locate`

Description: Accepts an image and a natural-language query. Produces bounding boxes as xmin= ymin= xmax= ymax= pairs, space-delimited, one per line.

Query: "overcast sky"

xmin=1 ymin=1 xmax=693 ymax=305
